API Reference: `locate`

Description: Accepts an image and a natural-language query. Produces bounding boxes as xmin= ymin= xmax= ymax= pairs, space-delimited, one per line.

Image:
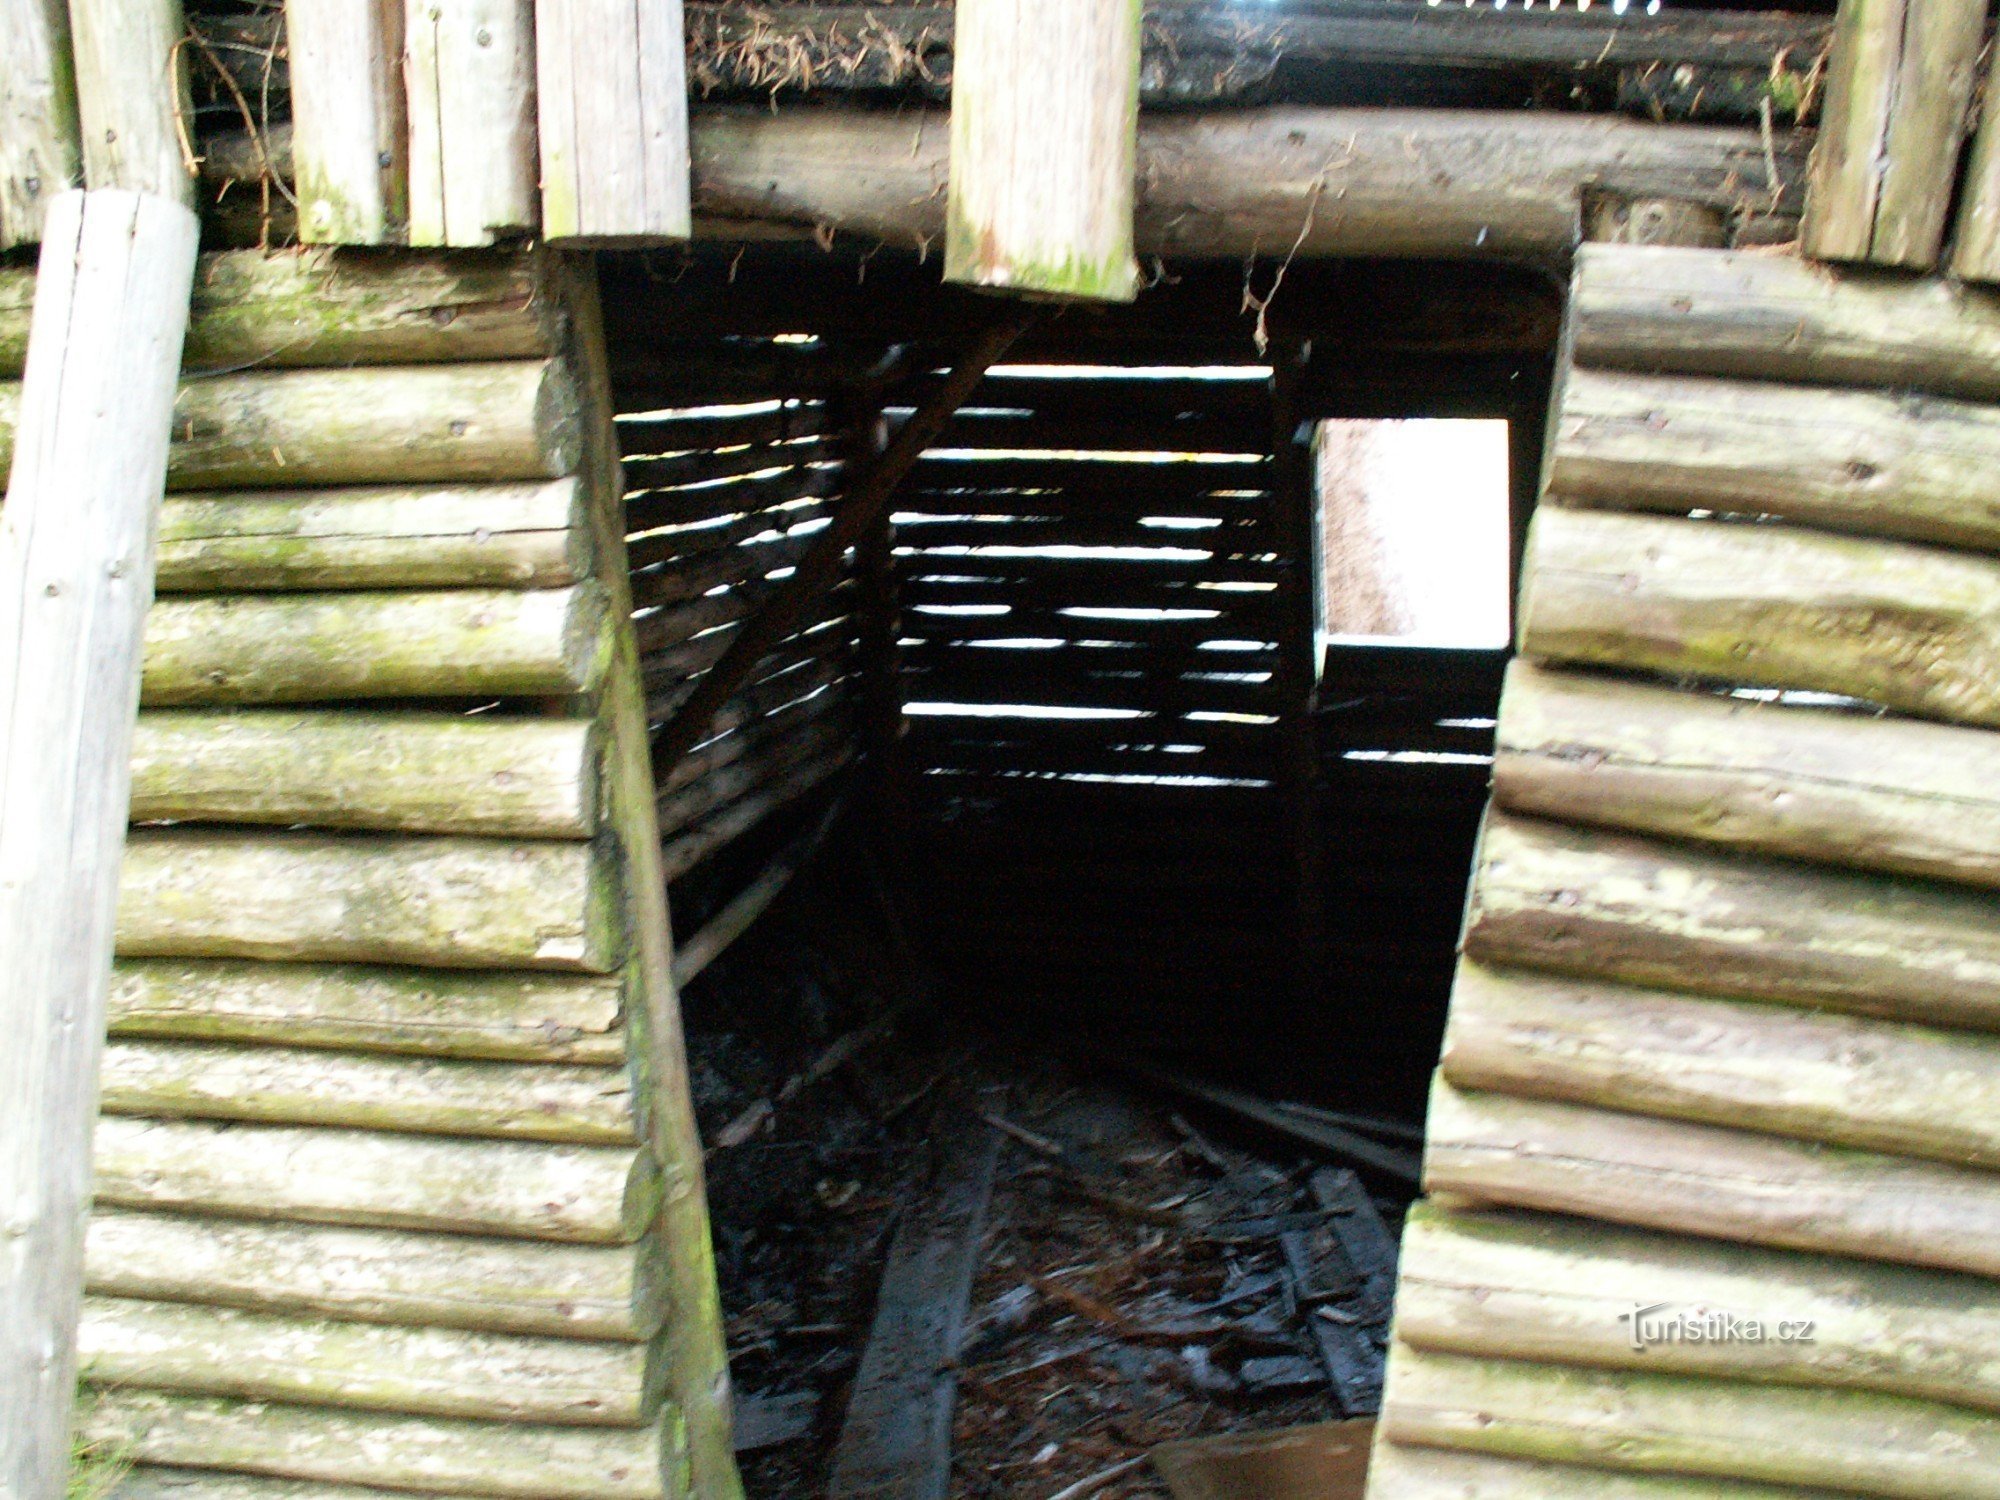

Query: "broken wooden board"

xmin=825 ymin=1094 xmax=1002 ymax=1500
xmin=1152 ymin=1419 xmax=1375 ymax=1500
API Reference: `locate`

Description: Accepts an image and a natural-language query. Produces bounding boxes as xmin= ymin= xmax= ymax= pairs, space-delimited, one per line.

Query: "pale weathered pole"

xmin=0 ymin=183 xmax=197 ymax=1500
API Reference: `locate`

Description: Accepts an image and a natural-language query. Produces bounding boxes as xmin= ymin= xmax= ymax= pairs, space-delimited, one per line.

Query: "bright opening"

xmin=1315 ymin=418 xmax=1512 ymax=650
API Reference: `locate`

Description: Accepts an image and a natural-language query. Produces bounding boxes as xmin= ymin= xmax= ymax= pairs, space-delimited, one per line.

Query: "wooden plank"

xmin=86 ymin=1211 xmax=664 ymax=1342
xmin=286 ymin=0 xmax=407 ymax=244
xmin=1952 ymin=41 xmax=2000 ymax=282
xmin=0 ymin=0 xmax=79 ymax=247
xmin=1442 ymin=959 xmax=2000 ymax=1169
xmin=1519 ymin=507 xmax=2000 ymax=730
xmin=1545 ymin=366 xmax=2000 ymax=554
xmin=946 ymin=0 xmax=1139 ymax=300
xmin=83 ymin=1392 xmax=673 ymax=1500
xmin=1800 ymin=0 xmax=1983 ymax=268
xmin=92 ymin=1116 xmax=661 ymax=1244
xmin=0 ymin=188 xmax=197 ymax=1500
xmin=1467 ymin=811 xmax=2000 ymax=1034
xmin=130 ymin=710 xmax=598 ymax=838
xmin=1423 ymin=1077 xmax=2000 ymax=1281
xmin=1568 ymin=242 xmax=2000 ymax=401
xmin=1494 ymin=661 xmax=2000 ymax=890
xmin=536 ymin=0 xmax=691 ymax=243
xmin=1149 ymin=1420 xmax=1373 ymax=1500
xmin=405 ymin=0 xmax=538 ymax=246
xmin=139 ymin=585 xmax=608 ymax=706
xmin=79 ymin=1297 xmax=656 ymax=1426
xmin=826 ymin=1100 xmax=1001 ymax=1500
xmin=69 ymin=0 xmax=195 ymax=205
xmin=115 ymin=829 xmax=624 ymax=973
xmin=1382 ymin=1342 xmax=2000 ymax=1497
xmin=105 ymin=959 xmax=623 ymax=1063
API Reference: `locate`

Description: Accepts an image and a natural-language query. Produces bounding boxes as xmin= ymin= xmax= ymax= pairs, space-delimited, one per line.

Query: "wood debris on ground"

xmin=681 ymin=853 xmax=1412 ymax=1497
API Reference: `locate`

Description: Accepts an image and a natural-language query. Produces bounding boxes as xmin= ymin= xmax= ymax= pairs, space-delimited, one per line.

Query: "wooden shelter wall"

xmin=0 ymin=245 xmax=733 ymax=1497
xmin=1372 ymin=243 xmax=2000 ymax=1496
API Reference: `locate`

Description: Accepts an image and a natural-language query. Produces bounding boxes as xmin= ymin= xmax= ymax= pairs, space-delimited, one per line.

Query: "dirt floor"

xmin=680 ymin=853 xmax=1410 ymax=1499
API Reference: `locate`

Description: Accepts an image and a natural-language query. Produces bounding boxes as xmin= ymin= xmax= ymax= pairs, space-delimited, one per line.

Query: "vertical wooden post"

xmin=1800 ymin=0 xmax=1984 ymax=268
xmin=404 ymin=0 xmax=538 ymax=246
xmin=0 ymin=0 xmax=81 ymax=248
xmin=535 ymin=0 xmax=690 ymax=243
xmin=1950 ymin=44 xmax=2000 ymax=282
xmin=286 ymin=0 xmax=408 ymax=244
xmin=67 ymin=0 xmax=197 ymax=208
xmin=945 ymin=0 xmax=1140 ymax=302
xmin=0 ymin=188 xmax=198 ymax=1500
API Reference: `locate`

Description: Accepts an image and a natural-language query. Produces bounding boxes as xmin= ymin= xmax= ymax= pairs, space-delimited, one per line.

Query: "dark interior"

xmin=605 ymin=244 xmax=1560 ymax=1122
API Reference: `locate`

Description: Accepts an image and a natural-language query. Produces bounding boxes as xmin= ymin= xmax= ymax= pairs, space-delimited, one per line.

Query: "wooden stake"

xmin=0 ymin=187 xmax=197 ymax=1500
xmin=405 ymin=0 xmax=538 ymax=246
xmin=1800 ymin=0 xmax=1984 ymax=268
xmin=0 ymin=0 xmax=80 ymax=247
xmin=285 ymin=0 xmax=408 ymax=244
xmin=67 ymin=0 xmax=197 ymax=207
xmin=945 ymin=0 xmax=1140 ymax=300
xmin=1952 ymin=42 xmax=2000 ymax=281
xmin=536 ymin=0 xmax=691 ymax=243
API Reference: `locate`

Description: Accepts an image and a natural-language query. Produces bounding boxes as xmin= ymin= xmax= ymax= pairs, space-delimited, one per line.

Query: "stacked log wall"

xmin=1371 ymin=243 xmax=2000 ymax=1497
xmin=0 ymin=246 xmax=737 ymax=1500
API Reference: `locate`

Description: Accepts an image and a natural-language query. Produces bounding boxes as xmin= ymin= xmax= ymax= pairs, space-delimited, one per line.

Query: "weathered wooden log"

xmin=1444 ymin=960 xmax=2000 ymax=1169
xmin=1366 ymin=1442 xmax=1848 ymax=1499
xmin=139 ymin=584 xmax=608 ymax=707
xmin=86 ymin=1210 xmax=665 ymax=1341
xmin=536 ymin=0 xmax=691 ymax=244
xmin=285 ymin=0 xmax=406 ymax=245
xmin=1951 ymin=42 xmax=2000 ymax=283
xmin=69 ymin=0 xmax=195 ymax=206
xmin=1569 ymin=242 xmax=2000 ymax=401
xmin=1424 ymin=1078 xmax=2000 ymax=1280
xmin=1520 ymin=508 xmax=2000 ymax=729
xmin=1799 ymin=0 xmax=1982 ymax=268
xmin=691 ymin=106 xmax=1805 ymax=262
xmin=1382 ymin=1342 xmax=2000 ymax=1497
xmin=1545 ymin=367 xmax=2000 ymax=553
xmin=130 ymin=710 xmax=598 ymax=838
xmin=945 ymin=0 xmax=1139 ymax=300
xmin=105 ymin=959 xmax=625 ymax=1063
xmin=100 ymin=1039 xmax=636 ymax=1145
xmin=0 ymin=0 xmax=79 ymax=248
xmin=406 ymin=0 xmax=539 ymax=247
xmin=115 ymin=829 xmax=624 ymax=973
xmin=111 ymin=1470 xmax=469 ymax=1500
xmin=155 ymin=479 xmax=588 ymax=591
xmin=82 ymin=1391 xmax=674 ymax=1500
xmin=0 ymin=189 xmax=198 ymax=1500
xmin=1467 ymin=812 xmax=2000 ymax=1033
xmin=93 ymin=1117 xmax=662 ymax=1244
xmin=167 ymin=361 xmax=579 ymax=490
xmin=6 ymin=362 xmax=581 ymax=488
xmin=180 ymin=249 xmax=559 ymax=371
xmin=1399 ymin=1202 xmax=2000 ymax=1414
xmin=1494 ymin=662 xmax=2000 ymax=889
xmin=80 ymin=1297 xmax=657 ymax=1426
